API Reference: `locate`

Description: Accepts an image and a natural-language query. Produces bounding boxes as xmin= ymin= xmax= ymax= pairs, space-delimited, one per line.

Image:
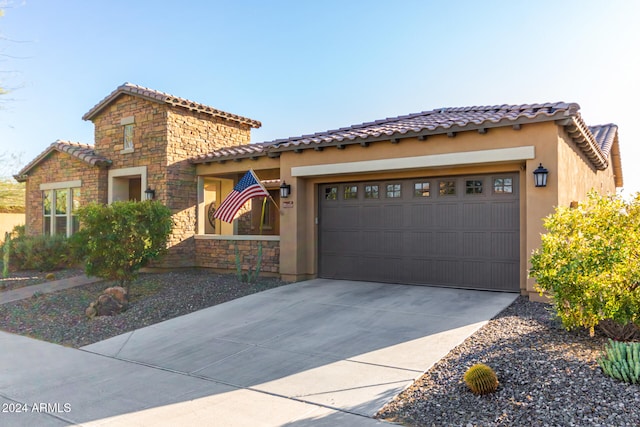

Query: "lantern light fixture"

xmin=280 ymin=181 xmax=291 ymax=198
xmin=533 ymin=163 xmax=549 ymax=188
xmin=144 ymin=186 xmax=156 ymax=200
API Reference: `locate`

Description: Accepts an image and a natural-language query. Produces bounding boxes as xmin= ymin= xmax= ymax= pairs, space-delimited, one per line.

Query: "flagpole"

xmin=249 ymin=169 xmax=281 ymax=212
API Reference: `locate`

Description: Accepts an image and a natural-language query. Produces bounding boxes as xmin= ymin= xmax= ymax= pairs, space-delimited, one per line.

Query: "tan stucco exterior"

xmin=196 ymin=120 xmax=621 ymax=299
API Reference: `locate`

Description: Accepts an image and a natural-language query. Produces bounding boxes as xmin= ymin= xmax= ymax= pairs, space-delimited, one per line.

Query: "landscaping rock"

xmin=86 ymin=286 xmax=129 ymax=318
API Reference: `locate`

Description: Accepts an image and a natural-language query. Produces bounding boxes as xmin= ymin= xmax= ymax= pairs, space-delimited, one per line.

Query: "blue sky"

xmin=1 ymin=1 xmax=639 ymax=192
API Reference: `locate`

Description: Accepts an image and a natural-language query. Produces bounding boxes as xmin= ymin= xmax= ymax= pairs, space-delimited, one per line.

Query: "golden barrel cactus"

xmin=463 ymin=363 xmax=499 ymax=395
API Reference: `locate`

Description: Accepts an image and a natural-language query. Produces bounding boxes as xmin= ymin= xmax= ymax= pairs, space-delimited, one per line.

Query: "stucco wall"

xmin=0 ymin=213 xmax=25 ymax=240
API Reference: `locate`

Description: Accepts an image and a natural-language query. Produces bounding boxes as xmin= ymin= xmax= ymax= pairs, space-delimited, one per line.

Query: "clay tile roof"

xmin=82 ymin=82 xmax=262 ymax=128
xmin=190 ymin=142 xmax=272 ymax=163
xmin=191 ymin=102 xmax=616 ymax=172
xmin=268 ymin=102 xmax=580 ymax=150
xmin=14 ymin=140 xmax=111 ymax=182
xmin=589 ymin=124 xmax=618 ymax=157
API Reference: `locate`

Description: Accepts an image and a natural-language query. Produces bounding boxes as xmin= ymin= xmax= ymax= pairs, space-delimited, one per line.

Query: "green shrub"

xmin=10 ymin=233 xmax=73 ymax=271
xmin=74 ymin=201 xmax=172 ymax=288
xmin=598 ymin=339 xmax=640 ymax=384
xmin=530 ymin=191 xmax=640 ymax=337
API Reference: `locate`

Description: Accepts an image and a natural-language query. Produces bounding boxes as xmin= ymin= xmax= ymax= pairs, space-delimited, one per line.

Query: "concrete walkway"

xmin=0 ymin=279 xmax=518 ymax=426
xmin=0 ymin=275 xmax=102 ymax=305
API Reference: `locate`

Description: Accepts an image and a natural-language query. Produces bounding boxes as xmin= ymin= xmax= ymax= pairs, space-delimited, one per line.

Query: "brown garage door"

xmin=318 ymin=174 xmax=519 ymax=291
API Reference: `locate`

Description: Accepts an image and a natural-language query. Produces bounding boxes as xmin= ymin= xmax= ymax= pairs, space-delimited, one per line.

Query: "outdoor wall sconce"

xmin=144 ymin=186 xmax=156 ymax=200
xmin=533 ymin=163 xmax=549 ymax=188
xmin=280 ymin=181 xmax=291 ymax=198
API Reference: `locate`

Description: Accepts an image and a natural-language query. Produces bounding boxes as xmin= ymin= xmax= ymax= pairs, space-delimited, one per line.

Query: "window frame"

xmin=414 ymin=181 xmax=431 ymax=197
xmin=40 ymin=180 xmax=82 ymax=237
xmin=385 ymin=183 xmax=402 ymax=198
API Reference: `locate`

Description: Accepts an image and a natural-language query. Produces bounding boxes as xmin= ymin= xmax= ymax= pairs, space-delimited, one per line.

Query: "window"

xmin=123 ymin=123 xmax=134 ymax=151
xmin=42 ymin=186 xmax=81 ymax=236
xmin=364 ymin=184 xmax=379 ymax=199
xmin=386 ymin=183 xmax=402 ymax=198
xmin=325 ymin=187 xmax=338 ymax=200
xmin=344 ymin=185 xmax=358 ymax=200
xmin=439 ymin=181 xmax=456 ymax=196
xmin=494 ymin=177 xmax=513 ymax=194
xmin=414 ymin=182 xmax=430 ymax=197
xmin=465 ymin=180 xmax=483 ymax=194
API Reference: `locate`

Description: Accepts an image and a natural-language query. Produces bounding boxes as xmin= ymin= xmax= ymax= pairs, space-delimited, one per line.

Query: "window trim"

xmin=40 ymin=181 xmax=82 ymax=237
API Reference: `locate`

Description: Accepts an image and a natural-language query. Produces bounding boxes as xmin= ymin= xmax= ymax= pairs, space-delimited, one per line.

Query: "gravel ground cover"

xmin=0 ymin=269 xmax=286 ymax=348
xmin=0 ymin=268 xmax=85 ymax=291
xmin=376 ymin=296 xmax=639 ymax=426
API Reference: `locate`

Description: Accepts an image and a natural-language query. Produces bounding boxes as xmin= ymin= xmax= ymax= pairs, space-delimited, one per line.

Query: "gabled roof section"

xmin=14 ymin=140 xmax=112 ymax=182
xmin=192 ymin=102 xmax=615 ymax=172
xmin=82 ymin=82 xmax=262 ymax=128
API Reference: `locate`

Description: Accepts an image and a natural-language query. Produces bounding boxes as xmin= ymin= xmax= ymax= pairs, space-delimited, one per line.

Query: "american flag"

xmin=213 ymin=170 xmax=269 ymax=223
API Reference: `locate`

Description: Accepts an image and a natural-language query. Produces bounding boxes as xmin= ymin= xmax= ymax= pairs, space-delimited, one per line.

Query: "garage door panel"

xmin=361 ymin=205 xmax=384 ymax=228
xmin=383 ymin=230 xmax=404 ymax=254
xmin=433 ymin=231 xmax=460 ymax=257
xmin=361 ymin=231 xmax=384 ymax=254
xmin=322 ymin=230 xmax=359 ymax=254
xmin=382 ymin=204 xmax=404 ymax=226
xmin=409 ymin=232 xmax=435 ymax=256
xmin=321 ymin=207 xmax=343 ymax=228
xmin=491 ymin=262 xmax=520 ymax=291
xmin=410 ymin=204 xmax=434 ymax=227
xmin=462 ymin=232 xmax=489 ymax=258
xmin=434 ymin=203 xmax=459 ymax=228
xmin=491 ymin=202 xmax=518 ymax=228
xmin=491 ymin=232 xmax=519 ymax=260
xmin=319 ymin=174 xmax=519 ymax=291
xmin=462 ymin=261 xmax=492 ymax=287
xmin=461 ymin=202 xmax=492 ymax=229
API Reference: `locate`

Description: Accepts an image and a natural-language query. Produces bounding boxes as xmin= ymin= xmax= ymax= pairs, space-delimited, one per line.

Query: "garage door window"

xmin=465 ymin=180 xmax=483 ymax=194
xmin=414 ymin=182 xmax=430 ymax=197
xmin=386 ymin=183 xmax=401 ymax=198
xmin=325 ymin=186 xmax=338 ymax=200
xmin=344 ymin=185 xmax=358 ymax=200
xmin=493 ymin=178 xmax=513 ymax=194
xmin=439 ymin=181 xmax=456 ymax=196
xmin=364 ymin=184 xmax=379 ymax=199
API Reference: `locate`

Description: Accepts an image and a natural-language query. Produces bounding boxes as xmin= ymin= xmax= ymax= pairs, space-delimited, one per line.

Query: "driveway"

xmin=0 ymin=279 xmax=517 ymax=426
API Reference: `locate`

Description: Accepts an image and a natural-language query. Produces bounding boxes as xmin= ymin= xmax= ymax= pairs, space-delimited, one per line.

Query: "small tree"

xmin=530 ymin=191 xmax=640 ymax=337
xmin=75 ymin=201 xmax=173 ymax=290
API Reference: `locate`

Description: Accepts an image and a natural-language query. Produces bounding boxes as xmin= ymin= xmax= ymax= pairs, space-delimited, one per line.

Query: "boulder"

xmin=103 ymin=286 xmax=128 ymax=305
xmin=86 ymin=287 xmax=129 ymax=318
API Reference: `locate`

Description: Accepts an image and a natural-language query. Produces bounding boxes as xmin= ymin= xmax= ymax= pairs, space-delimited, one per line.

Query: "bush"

xmin=10 ymin=231 xmax=75 ymax=271
xmin=530 ymin=191 xmax=640 ymax=337
xmin=74 ymin=201 xmax=172 ymax=288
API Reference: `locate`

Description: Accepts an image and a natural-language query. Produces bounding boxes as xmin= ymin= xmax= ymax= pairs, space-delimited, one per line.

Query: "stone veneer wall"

xmin=163 ymin=107 xmax=253 ymax=267
xmin=89 ymin=95 xmax=253 ymax=267
xmin=23 ymin=151 xmax=107 ymax=236
xmin=195 ymin=238 xmax=280 ymax=274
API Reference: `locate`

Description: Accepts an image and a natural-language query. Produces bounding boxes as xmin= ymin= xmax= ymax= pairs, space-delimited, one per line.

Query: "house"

xmin=15 ymin=84 xmax=624 ymax=300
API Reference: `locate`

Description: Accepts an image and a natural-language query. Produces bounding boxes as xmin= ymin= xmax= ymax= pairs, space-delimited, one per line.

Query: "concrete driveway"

xmin=0 ymin=279 xmax=517 ymax=426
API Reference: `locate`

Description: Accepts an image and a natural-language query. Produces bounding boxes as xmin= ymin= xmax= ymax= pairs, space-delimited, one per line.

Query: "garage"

xmin=318 ymin=173 xmax=519 ymax=291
